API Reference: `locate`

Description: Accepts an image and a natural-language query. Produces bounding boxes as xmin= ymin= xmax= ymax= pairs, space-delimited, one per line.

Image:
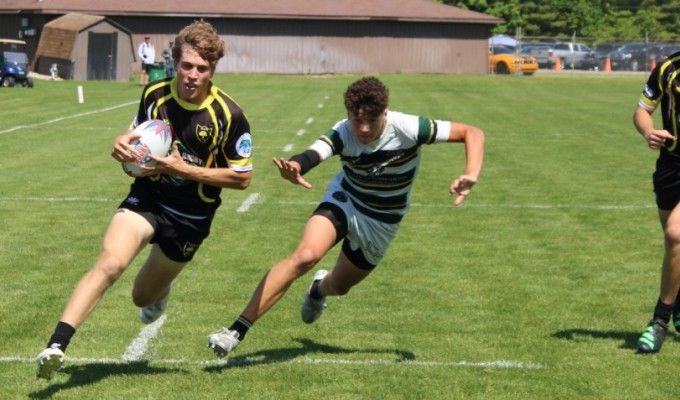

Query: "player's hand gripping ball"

xmin=122 ymin=119 xmax=173 ymax=177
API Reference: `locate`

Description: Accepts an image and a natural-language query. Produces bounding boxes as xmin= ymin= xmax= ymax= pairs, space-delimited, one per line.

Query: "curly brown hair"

xmin=172 ymin=20 xmax=225 ymax=70
xmin=343 ymin=76 xmax=389 ymax=117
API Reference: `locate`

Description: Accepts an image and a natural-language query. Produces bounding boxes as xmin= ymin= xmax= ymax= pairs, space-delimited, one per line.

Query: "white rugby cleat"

xmin=301 ymin=269 xmax=328 ymax=324
xmin=140 ymin=292 xmax=170 ymax=324
xmin=207 ymin=328 xmax=241 ymax=358
xmin=36 ymin=345 xmax=64 ymax=380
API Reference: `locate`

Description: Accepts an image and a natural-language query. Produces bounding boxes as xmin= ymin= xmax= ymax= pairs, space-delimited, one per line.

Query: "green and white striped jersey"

xmin=309 ymin=110 xmax=451 ymax=223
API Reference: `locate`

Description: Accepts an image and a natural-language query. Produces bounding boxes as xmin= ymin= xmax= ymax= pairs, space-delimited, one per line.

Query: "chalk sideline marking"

xmin=0 ymin=196 xmax=655 ymax=211
xmin=0 ymin=101 xmax=138 ymax=135
xmin=122 ymin=314 xmax=167 ymax=362
xmin=1 ymin=355 xmax=544 ymax=369
xmin=237 ymin=193 xmax=261 ymax=212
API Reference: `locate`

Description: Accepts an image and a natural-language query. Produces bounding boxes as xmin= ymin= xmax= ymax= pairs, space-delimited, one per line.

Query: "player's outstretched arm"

xmin=447 ymin=122 xmax=484 ymax=206
xmin=272 ymin=157 xmax=312 ymax=189
xmin=450 ymin=175 xmax=477 ymax=206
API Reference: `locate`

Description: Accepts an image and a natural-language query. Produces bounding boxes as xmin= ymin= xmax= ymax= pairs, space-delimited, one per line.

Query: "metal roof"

xmin=41 ymin=11 xmax=131 ymax=33
xmin=1 ymin=0 xmax=502 ymax=24
xmin=43 ymin=12 xmax=105 ymax=31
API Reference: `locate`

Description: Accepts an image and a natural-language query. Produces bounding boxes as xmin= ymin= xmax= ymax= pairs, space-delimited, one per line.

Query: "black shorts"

xmin=653 ymin=156 xmax=680 ymax=210
xmin=118 ymin=184 xmax=214 ymax=262
xmin=141 ymin=63 xmax=152 ymax=73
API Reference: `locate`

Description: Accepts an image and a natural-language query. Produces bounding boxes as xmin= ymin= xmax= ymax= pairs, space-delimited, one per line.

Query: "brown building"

xmin=35 ymin=13 xmax=135 ymax=81
xmin=0 ymin=1 xmax=502 ymax=79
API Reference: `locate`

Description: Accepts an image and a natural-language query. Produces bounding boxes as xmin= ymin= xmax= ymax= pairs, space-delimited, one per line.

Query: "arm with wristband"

xmin=272 ymin=149 xmax=322 ymax=189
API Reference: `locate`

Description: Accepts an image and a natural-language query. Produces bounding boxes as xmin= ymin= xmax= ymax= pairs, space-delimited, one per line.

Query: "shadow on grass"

xmin=28 ymin=361 xmax=187 ymax=399
xmin=204 ymin=337 xmax=415 ymax=373
xmin=552 ymin=328 xmax=641 ymax=350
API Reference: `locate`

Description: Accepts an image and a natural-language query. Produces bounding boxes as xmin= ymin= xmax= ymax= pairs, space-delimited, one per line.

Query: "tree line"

xmin=437 ymin=0 xmax=680 ymax=44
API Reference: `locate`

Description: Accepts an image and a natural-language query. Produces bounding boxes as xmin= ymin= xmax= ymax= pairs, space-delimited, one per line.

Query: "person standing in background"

xmin=138 ymin=35 xmax=155 ymax=86
xmin=162 ymin=40 xmax=175 ymax=78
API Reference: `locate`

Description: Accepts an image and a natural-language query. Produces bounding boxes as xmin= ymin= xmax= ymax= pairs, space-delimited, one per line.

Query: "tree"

xmin=435 ymin=0 xmax=679 ymax=44
xmin=450 ymin=0 xmax=523 ymax=35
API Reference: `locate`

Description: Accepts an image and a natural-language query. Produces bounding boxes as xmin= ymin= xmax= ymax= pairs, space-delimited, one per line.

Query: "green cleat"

xmin=673 ymin=302 xmax=680 ymax=333
xmin=637 ymin=318 xmax=668 ymax=354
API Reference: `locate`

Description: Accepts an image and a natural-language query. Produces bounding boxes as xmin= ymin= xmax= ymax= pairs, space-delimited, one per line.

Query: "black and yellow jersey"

xmin=639 ymin=51 xmax=680 ymax=161
xmin=130 ymin=77 xmax=253 ymax=216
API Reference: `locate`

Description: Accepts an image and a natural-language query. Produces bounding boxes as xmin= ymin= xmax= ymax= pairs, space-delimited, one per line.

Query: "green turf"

xmin=0 ymin=72 xmax=676 ymax=399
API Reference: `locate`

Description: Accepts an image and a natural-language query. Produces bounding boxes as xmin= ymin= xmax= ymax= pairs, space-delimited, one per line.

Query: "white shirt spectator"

xmin=138 ymin=37 xmax=155 ymax=65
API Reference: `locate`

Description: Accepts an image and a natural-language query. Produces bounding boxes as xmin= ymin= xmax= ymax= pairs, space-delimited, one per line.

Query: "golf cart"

xmin=0 ymin=39 xmax=34 ymax=88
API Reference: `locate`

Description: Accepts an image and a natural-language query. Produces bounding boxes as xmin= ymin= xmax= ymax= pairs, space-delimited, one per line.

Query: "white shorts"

xmin=320 ymin=175 xmax=400 ymax=266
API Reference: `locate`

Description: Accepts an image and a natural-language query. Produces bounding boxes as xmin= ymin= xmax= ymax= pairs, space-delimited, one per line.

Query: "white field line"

xmin=122 ymin=314 xmax=167 ymax=362
xmin=296 ymin=129 xmax=305 ymax=136
xmin=0 ymin=196 xmax=655 ymax=210
xmin=0 ymin=101 xmax=138 ymax=135
xmin=283 ymin=144 xmax=294 ymax=152
xmin=236 ymin=193 xmax=261 ymax=212
xmin=0 ymin=355 xmax=545 ymax=369
xmin=0 ymin=197 xmax=118 ymax=203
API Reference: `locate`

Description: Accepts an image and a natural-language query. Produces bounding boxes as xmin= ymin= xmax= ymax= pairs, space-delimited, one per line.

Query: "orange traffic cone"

xmin=553 ymin=57 xmax=561 ymax=72
xmin=650 ymin=58 xmax=657 ymax=71
xmin=603 ymin=56 xmax=611 ymax=73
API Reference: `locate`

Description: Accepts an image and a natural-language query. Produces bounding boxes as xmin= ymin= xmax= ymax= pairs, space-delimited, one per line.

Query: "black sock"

xmin=309 ymin=279 xmax=324 ymax=300
xmin=653 ymin=298 xmax=673 ymax=323
xmin=228 ymin=315 xmax=252 ymax=341
xmin=47 ymin=321 xmax=76 ymax=352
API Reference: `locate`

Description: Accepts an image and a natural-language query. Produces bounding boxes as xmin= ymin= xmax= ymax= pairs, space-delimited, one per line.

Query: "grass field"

xmin=0 ymin=72 xmax=676 ymax=399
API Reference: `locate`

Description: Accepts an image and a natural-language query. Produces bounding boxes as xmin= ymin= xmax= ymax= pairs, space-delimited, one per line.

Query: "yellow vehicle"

xmin=488 ymin=45 xmax=538 ymax=75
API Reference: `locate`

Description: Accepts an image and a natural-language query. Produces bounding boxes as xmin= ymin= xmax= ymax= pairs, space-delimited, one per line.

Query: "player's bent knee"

xmin=665 ymin=223 xmax=680 ymax=245
xmin=291 ymin=248 xmax=323 ymax=272
xmin=94 ymin=252 xmax=128 ymax=283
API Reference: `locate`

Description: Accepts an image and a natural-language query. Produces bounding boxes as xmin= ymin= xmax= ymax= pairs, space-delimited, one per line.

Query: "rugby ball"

xmin=122 ymin=119 xmax=173 ymax=177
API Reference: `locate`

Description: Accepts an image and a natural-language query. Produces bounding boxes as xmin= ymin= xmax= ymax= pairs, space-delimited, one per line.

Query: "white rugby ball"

xmin=122 ymin=119 xmax=173 ymax=177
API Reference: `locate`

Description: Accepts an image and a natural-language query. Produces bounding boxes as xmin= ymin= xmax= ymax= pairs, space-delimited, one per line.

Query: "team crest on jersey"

xmin=365 ymin=151 xmax=405 ymax=176
xmin=236 ymin=133 xmax=252 ymax=158
xmin=367 ymin=164 xmax=384 ymax=176
xmin=195 ymin=124 xmax=213 ymax=143
xmin=182 ymin=242 xmax=199 ymax=258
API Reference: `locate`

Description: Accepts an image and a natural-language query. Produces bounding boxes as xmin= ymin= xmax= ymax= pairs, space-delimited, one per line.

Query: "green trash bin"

xmin=149 ymin=62 xmax=165 ymax=82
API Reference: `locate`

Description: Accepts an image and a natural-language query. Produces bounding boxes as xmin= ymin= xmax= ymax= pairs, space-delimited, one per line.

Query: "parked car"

xmin=488 ymin=45 xmax=538 ymax=75
xmin=648 ymin=43 xmax=680 ymax=65
xmin=519 ymin=43 xmax=555 ymax=68
xmin=553 ymin=42 xmax=597 ymax=70
xmin=606 ymin=42 xmax=650 ymax=71
xmin=0 ymin=38 xmax=33 ymax=88
xmin=592 ymin=42 xmax=622 ymax=63
xmin=527 ymin=41 xmax=596 ymax=70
